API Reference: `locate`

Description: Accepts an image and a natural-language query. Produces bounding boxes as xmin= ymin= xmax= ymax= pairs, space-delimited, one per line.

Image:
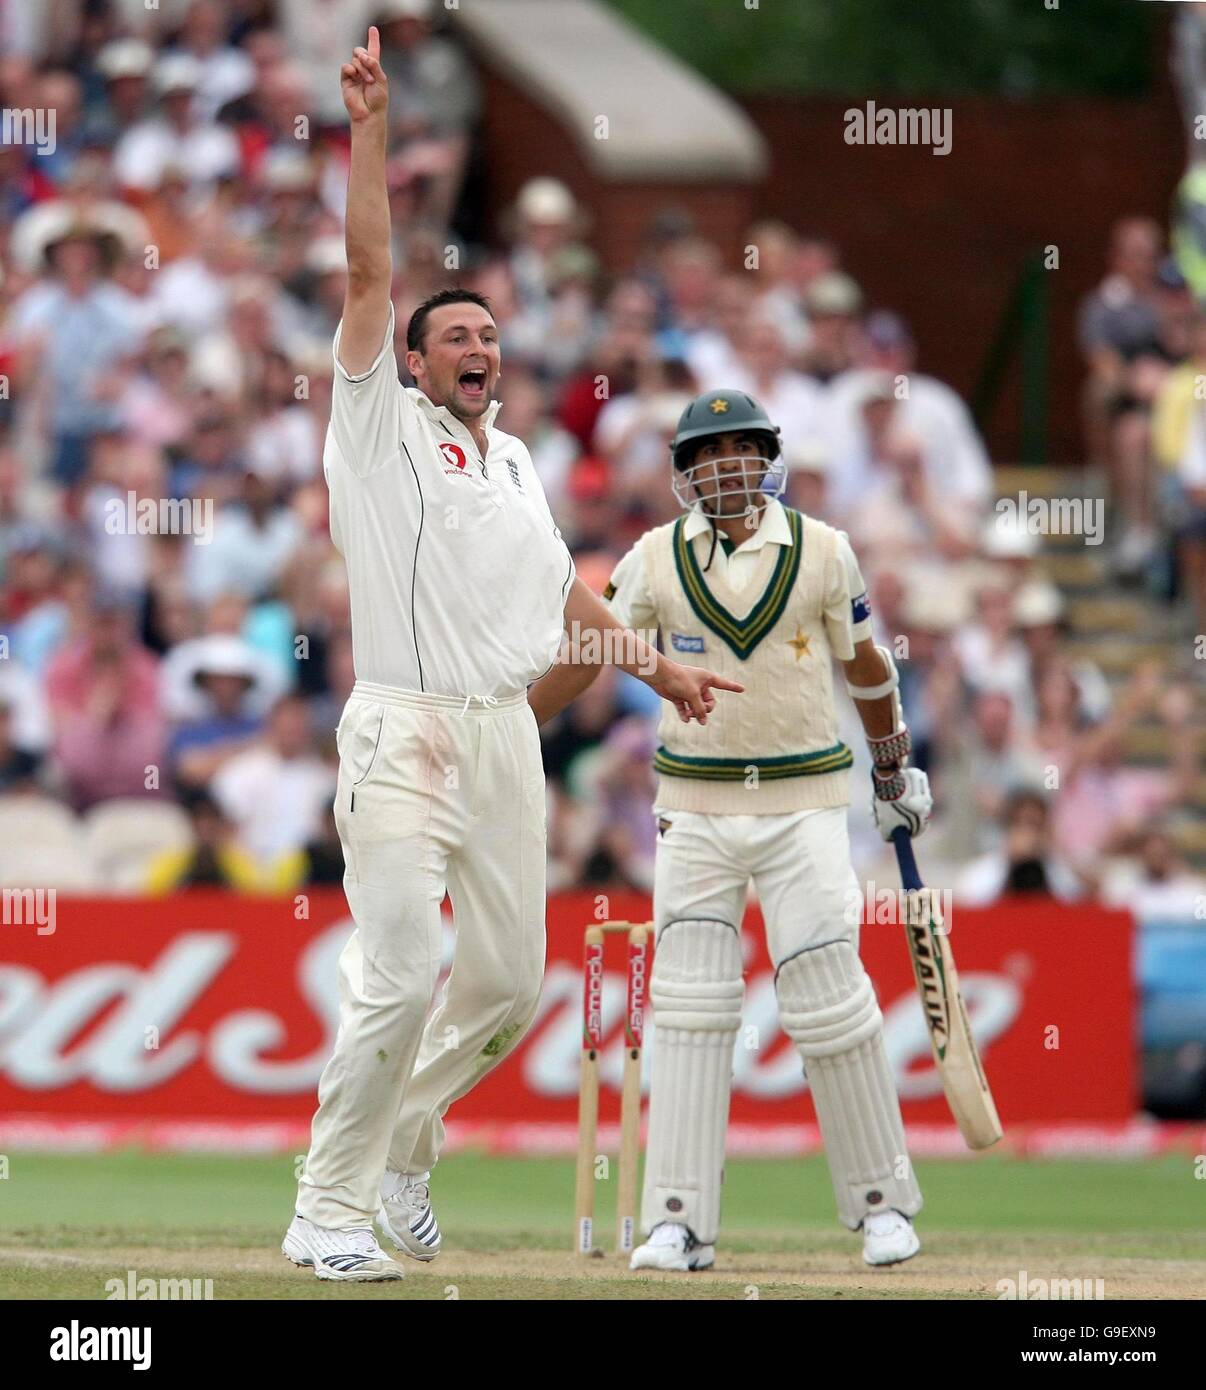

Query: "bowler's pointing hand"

xmin=342 ymin=25 xmax=389 ymax=123
xmin=652 ymin=662 xmax=744 ymax=725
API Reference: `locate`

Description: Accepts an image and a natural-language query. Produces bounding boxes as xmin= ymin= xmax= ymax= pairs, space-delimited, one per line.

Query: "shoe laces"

xmin=345 ymin=1227 xmax=380 ymax=1254
xmin=385 ymin=1171 xmax=429 ymax=1207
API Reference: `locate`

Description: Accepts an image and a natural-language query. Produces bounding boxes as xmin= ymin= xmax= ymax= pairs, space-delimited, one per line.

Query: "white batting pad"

xmin=776 ymin=940 xmax=923 ymax=1229
xmin=641 ymin=918 xmax=744 ymax=1245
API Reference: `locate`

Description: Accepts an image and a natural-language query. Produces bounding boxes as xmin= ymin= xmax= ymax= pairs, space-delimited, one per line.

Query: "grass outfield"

xmin=0 ymin=1152 xmax=1202 ymax=1300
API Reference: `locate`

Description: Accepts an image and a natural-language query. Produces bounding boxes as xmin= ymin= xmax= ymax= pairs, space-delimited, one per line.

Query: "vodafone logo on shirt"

xmin=438 ymin=441 xmax=468 ymax=474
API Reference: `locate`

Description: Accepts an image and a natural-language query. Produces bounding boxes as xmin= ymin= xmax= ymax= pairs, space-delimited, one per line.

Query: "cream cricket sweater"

xmin=639 ymin=505 xmax=855 ymax=815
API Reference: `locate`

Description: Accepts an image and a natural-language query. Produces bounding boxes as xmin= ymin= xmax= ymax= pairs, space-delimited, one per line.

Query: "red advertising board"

xmin=0 ymin=890 xmax=1139 ymax=1151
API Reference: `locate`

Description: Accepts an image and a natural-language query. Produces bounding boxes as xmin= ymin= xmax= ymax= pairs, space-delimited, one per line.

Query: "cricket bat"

xmin=891 ymin=827 xmax=1002 ymax=1150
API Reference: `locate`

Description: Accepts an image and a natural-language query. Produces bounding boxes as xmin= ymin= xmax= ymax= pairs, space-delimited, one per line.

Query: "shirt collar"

xmin=683 ymin=498 xmax=793 ymax=552
xmin=407 ymin=387 xmax=502 ymax=432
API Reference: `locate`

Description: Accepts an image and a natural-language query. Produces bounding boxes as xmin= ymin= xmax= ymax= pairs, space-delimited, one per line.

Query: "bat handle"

xmin=891 ymin=826 xmax=924 ymax=891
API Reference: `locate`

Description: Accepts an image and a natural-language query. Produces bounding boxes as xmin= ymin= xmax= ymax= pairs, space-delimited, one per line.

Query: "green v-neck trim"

xmin=673 ymin=508 xmax=803 ymax=661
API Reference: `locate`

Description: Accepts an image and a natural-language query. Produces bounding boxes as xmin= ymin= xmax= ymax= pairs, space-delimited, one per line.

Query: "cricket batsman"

xmin=530 ymin=389 xmax=932 ymax=1270
xmin=282 ymin=30 xmax=740 ymax=1281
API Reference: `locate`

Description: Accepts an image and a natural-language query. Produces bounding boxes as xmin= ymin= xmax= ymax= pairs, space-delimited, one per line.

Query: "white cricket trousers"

xmin=641 ymin=806 xmax=921 ymax=1240
xmin=296 ymin=680 xmax=547 ymax=1228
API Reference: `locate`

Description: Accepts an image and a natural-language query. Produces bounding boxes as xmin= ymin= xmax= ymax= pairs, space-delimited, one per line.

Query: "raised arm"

xmin=338 ymin=26 xmax=392 ymax=376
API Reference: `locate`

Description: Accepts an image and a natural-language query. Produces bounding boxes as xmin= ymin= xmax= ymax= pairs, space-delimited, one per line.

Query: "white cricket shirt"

xmin=323 ymin=308 xmax=575 ymax=698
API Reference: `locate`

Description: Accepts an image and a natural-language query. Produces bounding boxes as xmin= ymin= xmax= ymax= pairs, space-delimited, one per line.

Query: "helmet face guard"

xmin=668 ymin=391 xmax=784 ymax=520
xmin=671 ymin=449 xmax=786 ymax=518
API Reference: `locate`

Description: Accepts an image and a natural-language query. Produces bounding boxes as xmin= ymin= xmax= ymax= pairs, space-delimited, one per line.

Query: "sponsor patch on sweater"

xmin=670 ymin=632 xmax=706 ymax=653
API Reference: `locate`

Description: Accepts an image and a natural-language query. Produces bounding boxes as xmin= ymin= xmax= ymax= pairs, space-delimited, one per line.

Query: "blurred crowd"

xmin=0 ymin=0 xmax=1199 ymax=916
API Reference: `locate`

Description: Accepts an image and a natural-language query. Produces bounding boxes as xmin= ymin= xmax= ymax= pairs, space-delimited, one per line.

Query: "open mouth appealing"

xmin=458 ymin=367 xmax=487 ymax=398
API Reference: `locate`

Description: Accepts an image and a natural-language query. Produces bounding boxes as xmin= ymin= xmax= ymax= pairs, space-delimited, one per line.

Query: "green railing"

xmin=972 ymin=252 xmax=1049 ymax=465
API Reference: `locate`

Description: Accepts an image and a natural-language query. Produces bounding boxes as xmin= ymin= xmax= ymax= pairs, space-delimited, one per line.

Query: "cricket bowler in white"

xmin=283 ymin=30 xmax=741 ymax=1281
xmin=531 ymin=389 xmax=933 ymax=1271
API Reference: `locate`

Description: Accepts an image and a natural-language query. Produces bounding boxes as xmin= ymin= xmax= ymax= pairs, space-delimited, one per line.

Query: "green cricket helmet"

xmin=669 ymin=389 xmax=785 ymax=514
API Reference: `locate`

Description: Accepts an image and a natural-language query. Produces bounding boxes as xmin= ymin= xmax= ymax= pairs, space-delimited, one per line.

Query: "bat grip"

xmin=891 ymin=826 xmax=924 ymax=891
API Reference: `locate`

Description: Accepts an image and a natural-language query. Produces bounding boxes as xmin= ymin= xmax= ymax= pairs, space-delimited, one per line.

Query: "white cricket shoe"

xmin=862 ymin=1209 xmax=920 ymax=1266
xmin=282 ymin=1214 xmax=404 ymax=1281
xmin=377 ymin=1170 xmax=441 ymax=1261
xmin=629 ymin=1222 xmax=715 ymax=1272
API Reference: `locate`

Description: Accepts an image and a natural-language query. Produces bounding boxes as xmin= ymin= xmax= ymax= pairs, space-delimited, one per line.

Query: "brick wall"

xmin=476 ymin=67 xmax=1185 ymax=462
xmin=741 ymin=92 xmax=1186 ymax=461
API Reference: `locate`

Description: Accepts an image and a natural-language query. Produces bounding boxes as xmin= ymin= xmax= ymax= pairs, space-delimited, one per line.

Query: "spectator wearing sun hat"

xmin=7 ymin=207 xmax=145 ymax=485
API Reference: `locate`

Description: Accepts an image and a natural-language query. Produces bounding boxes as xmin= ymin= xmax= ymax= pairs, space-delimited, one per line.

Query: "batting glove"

xmin=870 ymin=765 xmax=933 ymax=842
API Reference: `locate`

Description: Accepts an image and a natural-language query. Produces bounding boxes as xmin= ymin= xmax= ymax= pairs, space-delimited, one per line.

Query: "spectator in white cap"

xmin=86 ymin=39 xmax=154 ymax=145
xmin=1012 ymin=579 xmax=1110 ymax=725
xmin=113 ymin=53 xmax=239 ymax=194
xmin=979 ymin=504 xmax=1041 ymax=585
xmin=508 ymin=176 xmax=588 ymax=320
xmin=800 ymin=270 xmax=862 ymax=382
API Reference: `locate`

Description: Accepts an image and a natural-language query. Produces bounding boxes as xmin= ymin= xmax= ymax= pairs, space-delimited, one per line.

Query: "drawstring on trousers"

xmin=459 ymin=694 xmax=500 ymax=717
